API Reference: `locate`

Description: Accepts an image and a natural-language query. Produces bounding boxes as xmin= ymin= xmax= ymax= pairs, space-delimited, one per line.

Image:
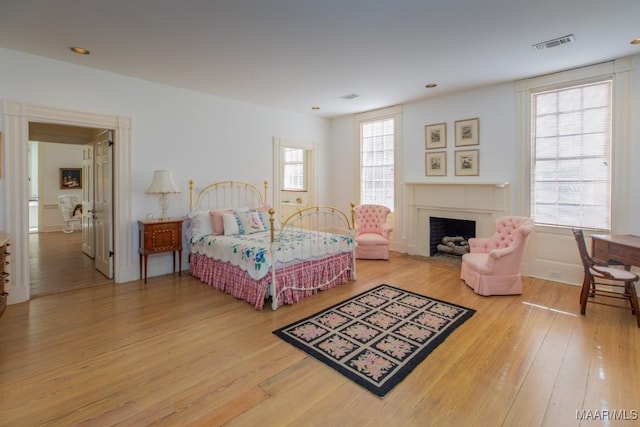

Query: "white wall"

xmin=0 ymin=47 xmax=330 ymax=280
xmin=39 ymin=143 xmax=84 ymax=232
xmin=328 ymin=55 xmax=640 ymax=285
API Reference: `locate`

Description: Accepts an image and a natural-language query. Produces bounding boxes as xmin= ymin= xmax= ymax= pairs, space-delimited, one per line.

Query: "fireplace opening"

xmin=429 ymin=217 xmax=476 ymax=257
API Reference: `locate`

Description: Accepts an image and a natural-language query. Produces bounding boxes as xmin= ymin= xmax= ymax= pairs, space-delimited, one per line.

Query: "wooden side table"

xmin=138 ymin=219 xmax=183 ymax=283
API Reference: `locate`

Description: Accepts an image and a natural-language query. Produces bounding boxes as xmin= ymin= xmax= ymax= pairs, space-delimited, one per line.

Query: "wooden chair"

xmin=572 ymin=228 xmax=640 ymax=327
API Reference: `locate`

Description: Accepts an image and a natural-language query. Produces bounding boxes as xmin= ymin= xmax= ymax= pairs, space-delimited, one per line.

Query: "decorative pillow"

xmin=209 ymin=209 xmax=232 ymax=235
xmin=222 ymin=213 xmax=241 ymax=236
xmin=253 ymin=206 xmax=281 ymax=231
xmin=235 ymin=210 xmax=266 ymax=234
xmin=188 ymin=210 xmax=213 ymax=240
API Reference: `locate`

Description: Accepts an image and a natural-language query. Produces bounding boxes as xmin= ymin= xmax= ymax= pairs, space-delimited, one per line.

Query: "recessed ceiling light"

xmin=311 ymin=106 xmax=320 ymax=110
xmin=425 ymin=83 xmax=438 ymax=88
xmin=70 ymin=46 xmax=90 ymax=55
xmin=631 ymin=38 xmax=640 ymax=45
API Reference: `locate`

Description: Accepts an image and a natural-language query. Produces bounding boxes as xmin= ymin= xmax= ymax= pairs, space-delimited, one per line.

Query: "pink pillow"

xmin=209 ymin=209 xmax=232 ymax=235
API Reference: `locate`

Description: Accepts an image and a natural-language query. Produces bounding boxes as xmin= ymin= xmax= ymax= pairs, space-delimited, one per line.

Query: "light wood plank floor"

xmin=29 ymin=231 xmax=113 ymax=297
xmin=1 ymin=252 xmax=639 ymax=426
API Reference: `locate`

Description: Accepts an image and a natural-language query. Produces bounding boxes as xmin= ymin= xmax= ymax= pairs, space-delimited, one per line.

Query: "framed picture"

xmin=455 ymin=118 xmax=479 ymax=147
xmin=425 ymin=122 xmax=446 ymax=149
xmin=455 ymin=149 xmax=479 ymax=176
xmin=425 ymin=151 xmax=447 ymax=176
xmin=60 ymin=168 xmax=82 ymax=189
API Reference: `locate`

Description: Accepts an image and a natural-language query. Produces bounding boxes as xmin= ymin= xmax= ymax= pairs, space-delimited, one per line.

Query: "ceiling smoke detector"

xmin=533 ymin=34 xmax=575 ymax=51
xmin=340 ymin=93 xmax=359 ymax=100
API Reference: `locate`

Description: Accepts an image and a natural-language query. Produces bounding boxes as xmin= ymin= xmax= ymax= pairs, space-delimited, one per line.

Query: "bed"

xmin=187 ymin=180 xmax=357 ymax=310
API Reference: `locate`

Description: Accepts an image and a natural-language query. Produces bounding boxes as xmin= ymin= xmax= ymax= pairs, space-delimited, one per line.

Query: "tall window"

xmin=283 ymin=147 xmax=305 ymax=191
xmin=531 ymin=79 xmax=612 ymax=230
xmin=360 ymin=118 xmax=394 ymax=210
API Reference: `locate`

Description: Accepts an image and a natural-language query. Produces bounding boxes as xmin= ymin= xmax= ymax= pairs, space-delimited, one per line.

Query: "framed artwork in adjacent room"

xmin=60 ymin=168 xmax=82 ymax=189
xmin=425 ymin=151 xmax=447 ymax=176
xmin=455 ymin=118 xmax=479 ymax=147
xmin=425 ymin=122 xmax=446 ymax=149
xmin=455 ymin=149 xmax=479 ymax=176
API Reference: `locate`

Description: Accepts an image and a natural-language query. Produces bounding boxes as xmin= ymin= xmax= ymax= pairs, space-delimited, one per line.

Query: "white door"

xmin=82 ymin=145 xmax=95 ymax=257
xmin=93 ymin=131 xmax=114 ymax=278
xmin=273 ymin=138 xmax=317 ymax=222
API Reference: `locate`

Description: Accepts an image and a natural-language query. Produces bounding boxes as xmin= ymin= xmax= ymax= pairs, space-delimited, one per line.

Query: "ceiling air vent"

xmin=340 ymin=93 xmax=359 ymax=100
xmin=533 ymin=34 xmax=575 ymax=51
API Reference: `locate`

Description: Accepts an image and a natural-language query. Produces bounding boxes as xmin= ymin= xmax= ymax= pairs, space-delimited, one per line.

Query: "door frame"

xmin=272 ymin=137 xmax=317 ymax=211
xmin=3 ymin=101 xmax=135 ymax=304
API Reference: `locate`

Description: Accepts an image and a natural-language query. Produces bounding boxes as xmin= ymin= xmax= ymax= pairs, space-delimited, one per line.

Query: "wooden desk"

xmin=591 ymin=234 xmax=640 ymax=269
xmin=138 ymin=219 xmax=183 ymax=283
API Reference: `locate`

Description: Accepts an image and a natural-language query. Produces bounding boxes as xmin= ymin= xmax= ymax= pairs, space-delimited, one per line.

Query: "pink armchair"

xmin=353 ymin=204 xmax=393 ymax=260
xmin=460 ymin=216 xmax=534 ymax=296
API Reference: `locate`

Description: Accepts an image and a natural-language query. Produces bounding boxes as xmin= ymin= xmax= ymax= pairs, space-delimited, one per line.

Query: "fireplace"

xmin=429 ymin=217 xmax=476 ymax=256
xmin=405 ymin=182 xmax=510 ymax=258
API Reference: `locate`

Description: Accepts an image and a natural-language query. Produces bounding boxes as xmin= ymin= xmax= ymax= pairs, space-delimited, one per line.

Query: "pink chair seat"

xmin=355 ymin=233 xmax=388 ymax=246
xmin=460 ymin=216 xmax=534 ymax=296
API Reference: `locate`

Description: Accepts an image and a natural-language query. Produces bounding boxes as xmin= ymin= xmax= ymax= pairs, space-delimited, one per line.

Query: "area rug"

xmin=273 ymin=284 xmax=475 ymax=397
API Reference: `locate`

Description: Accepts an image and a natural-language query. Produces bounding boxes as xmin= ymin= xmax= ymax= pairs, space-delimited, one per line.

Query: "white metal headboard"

xmin=189 ymin=180 xmax=268 ymax=211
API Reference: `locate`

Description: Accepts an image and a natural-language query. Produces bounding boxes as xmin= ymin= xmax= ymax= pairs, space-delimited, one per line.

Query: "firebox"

xmin=429 ymin=217 xmax=476 ymax=256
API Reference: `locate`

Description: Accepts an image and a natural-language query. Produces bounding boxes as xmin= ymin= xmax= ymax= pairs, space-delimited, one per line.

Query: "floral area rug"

xmin=273 ymin=284 xmax=475 ymax=397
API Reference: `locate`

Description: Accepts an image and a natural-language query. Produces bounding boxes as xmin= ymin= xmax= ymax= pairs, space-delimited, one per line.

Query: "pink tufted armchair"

xmin=460 ymin=216 xmax=534 ymax=296
xmin=353 ymin=204 xmax=393 ymax=260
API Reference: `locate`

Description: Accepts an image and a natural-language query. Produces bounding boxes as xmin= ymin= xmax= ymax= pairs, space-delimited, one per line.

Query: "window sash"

xmin=360 ymin=118 xmax=394 ymax=209
xmin=531 ymin=80 xmax=612 ymax=230
xmin=283 ymin=147 xmax=305 ymax=191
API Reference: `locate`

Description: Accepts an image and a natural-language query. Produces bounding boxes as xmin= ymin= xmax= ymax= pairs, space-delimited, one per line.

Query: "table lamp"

xmin=145 ymin=170 xmax=181 ymax=220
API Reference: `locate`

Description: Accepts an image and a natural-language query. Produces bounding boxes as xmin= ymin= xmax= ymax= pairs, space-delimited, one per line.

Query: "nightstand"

xmin=138 ymin=219 xmax=183 ymax=283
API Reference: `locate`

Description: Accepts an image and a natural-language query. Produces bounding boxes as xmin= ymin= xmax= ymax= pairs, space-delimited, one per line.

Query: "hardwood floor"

xmin=29 ymin=231 xmax=113 ymax=297
xmin=1 ymin=252 xmax=638 ymax=426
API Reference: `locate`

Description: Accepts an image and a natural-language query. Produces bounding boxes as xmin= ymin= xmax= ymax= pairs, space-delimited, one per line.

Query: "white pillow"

xmin=222 ymin=213 xmax=240 ymax=236
xmin=256 ymin=209 xmax=280 ymax=231
xmin=235 ymin=210 xmax=266 ymax=234
xmin=188 ymin=210 xmax=213 ymax=239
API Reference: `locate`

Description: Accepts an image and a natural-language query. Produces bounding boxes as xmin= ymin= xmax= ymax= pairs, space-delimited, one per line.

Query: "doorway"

xmin=3 ymin=100 xmax=135 ymax=305
xmin=272 ymin=137 xmax=317 ymax=221
xmin=28 ymin=123 xmax=114 ymax=296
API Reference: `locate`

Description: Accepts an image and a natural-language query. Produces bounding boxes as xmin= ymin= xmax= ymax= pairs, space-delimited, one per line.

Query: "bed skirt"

xmin=190 ymin=252 xmax=354 ymax=310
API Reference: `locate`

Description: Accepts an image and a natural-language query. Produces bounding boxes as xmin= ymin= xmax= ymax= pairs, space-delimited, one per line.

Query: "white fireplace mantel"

xmin=405 ymin=182 xmax=511 ymax=257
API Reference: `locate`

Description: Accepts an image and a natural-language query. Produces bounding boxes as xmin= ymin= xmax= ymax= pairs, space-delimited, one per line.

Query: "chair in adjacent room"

xmin=460 ymin=216 xmax=534 ymax=296
xmin=353 ymin=204 xmax=393 ymax=260
xmin=572 ymin=228 xmax=640 ymax=328
xmin=58 ymin=194 xmax=82 ymax=233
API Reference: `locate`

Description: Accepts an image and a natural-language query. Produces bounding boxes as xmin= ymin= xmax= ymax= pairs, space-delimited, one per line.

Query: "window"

xmin=283 ymin=147 xmax=305 ymax=191
xmin=360 ymin=118 xmax=394 ymax=209
xmin=531 ymin=79 xmax=612 ymax=230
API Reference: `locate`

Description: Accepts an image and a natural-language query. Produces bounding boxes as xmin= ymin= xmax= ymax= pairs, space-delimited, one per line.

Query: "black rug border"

xmin=273 ymin=284 xmax=476 ymax=397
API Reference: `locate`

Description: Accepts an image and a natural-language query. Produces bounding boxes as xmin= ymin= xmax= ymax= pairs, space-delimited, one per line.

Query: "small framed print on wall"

xmin=425 ymin=151 xmax=446 ymax=176
xmin=455 ymin=118 xmax=479 ymax=147
xmin=425 ymin=122 xmax=446 ymax=149
xmin=455 ymin=149 xmax=479 ymax=176
xmin=60 ymin=168 xmax=82 ymax=189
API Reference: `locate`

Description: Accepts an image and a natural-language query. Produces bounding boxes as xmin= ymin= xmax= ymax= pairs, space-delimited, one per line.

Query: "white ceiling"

xmin=1 ymin=0 xmax=639 ymax=118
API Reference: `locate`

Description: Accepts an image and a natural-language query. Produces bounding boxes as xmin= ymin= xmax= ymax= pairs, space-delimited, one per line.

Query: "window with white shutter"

xmin=360 ymin=118 xmax=394 ymax=210
xmin=531 ymin=79 xmax=612 ymax=230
